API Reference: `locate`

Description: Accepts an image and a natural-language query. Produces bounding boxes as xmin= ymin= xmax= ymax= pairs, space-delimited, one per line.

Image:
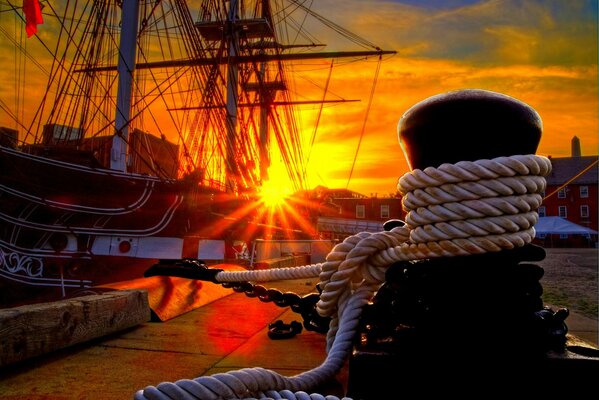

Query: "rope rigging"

xmin=287 ymin=0 xmax=382 ymax=51
xmin=345 ymin=56 xmax=382 ymax=190
xmin=3 ymin=0 xmax=395 ymax=196
xmin=304 ymin=60 xmax=333 ymax=174
xmin=134 ymin=153 xmax=551 ymax=400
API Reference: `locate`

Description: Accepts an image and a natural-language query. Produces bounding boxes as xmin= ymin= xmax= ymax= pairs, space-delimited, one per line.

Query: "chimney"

xmin=571 ymin=135 xmax=581 ymax=157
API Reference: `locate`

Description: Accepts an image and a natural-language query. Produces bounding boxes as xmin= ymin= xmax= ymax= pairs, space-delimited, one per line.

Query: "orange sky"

xmin=1 ymin=0 xmax=597 ymax=198
xmin=297 ymin=0 xmax=599 ymax=197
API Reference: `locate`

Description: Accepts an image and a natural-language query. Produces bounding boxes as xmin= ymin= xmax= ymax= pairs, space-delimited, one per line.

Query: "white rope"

xmin=134 ymin=154 xmax=551 ymax=400
xmin=215 ymin=264 xmax=323 ymax=283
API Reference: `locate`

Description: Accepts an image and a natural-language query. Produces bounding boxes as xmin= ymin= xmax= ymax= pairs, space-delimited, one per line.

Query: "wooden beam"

xmin=0 ymin=290 xmax=150 ymax=367
xmin=74 ymin=50 xmax=397 ymax=73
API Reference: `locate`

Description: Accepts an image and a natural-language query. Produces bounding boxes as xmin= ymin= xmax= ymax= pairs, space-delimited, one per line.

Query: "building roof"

xmin=545 ymin=155 xmax=598 ymax=185
xmin=535 ymin=216 xmax=598 ymax=235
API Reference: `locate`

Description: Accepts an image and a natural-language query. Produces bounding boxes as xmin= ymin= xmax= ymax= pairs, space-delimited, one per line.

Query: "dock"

xmin=1 ymin=272 xmax=597 ymax=399
xmin=0 ymin=277 xmax=347 ymax=399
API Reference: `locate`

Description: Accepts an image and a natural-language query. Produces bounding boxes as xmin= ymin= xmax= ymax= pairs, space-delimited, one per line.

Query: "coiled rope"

xmin=134 ymin=154 xmax=551 ymax=400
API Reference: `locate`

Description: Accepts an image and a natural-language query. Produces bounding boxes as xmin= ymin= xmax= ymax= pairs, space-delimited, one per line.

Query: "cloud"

xmin=312 ymin=0 xmax=597 ymax=67
xmin=296 ymin=0 xmax=597 ymax=194
xmin=305 ymin=53 xmax=597 ymax=194
xmin=1 ymin=0 xmax=596 ymax=197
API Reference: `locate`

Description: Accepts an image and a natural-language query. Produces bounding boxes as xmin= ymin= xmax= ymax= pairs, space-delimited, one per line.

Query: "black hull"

xmin=0 ymin=146 xmax=223 ymax=307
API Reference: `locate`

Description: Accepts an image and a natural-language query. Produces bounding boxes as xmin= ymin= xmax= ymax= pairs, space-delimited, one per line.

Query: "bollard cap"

xmin=398 ymin=89 xmax=542 ymax=170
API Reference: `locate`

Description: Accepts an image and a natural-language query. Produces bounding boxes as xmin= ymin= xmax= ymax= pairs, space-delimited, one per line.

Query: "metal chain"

xmin=221 ymin=281 xmax=331 ymax=334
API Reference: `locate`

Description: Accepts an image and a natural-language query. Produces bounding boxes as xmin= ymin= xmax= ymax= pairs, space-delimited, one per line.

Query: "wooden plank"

xmin=0 ymin=289 xmax=150 ymax=367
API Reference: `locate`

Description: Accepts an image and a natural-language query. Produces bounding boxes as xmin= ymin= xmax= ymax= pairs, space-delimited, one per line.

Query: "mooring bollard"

xmin=347 ymin=89 xmax=599 ymax=398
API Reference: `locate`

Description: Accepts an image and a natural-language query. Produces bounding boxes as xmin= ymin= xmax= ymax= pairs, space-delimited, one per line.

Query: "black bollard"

xmin=346 ymin=89 xmax=599 ymax=398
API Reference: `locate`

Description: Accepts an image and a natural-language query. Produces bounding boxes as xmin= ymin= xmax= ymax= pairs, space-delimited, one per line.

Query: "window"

xmin=557 ymin=188 xmax=566 ymax=199
xmin=538 ymin=233 xmax=546 ymax=239
xmin=580 ymin=186 xmax=589 ymax=198
xmin=558 ymin=206 xmax=567 ymax=218
xmin=356 ymin=204 xmax=365 ymax=219
xmin=380 ymin=204 xmax=390 ymax=219
xmin=581 ymin=205 xmax=589 ymax=218
xmin=560 ymin=234 xmax=569 ymax=239
xmin=538 ymin=206 xmax=546 ymax=217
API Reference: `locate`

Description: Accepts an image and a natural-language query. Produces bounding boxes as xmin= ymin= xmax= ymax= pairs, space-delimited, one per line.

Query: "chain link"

xmin=221 ymin=281 xmax=330 ymax=334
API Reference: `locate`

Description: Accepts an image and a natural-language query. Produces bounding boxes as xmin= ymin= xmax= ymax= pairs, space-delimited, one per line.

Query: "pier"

xmin=1 ymin=251 xmax=597 ymax=399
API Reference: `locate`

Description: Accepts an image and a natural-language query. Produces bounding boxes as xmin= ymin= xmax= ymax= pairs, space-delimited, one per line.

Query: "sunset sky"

xmin=0 ymin=0 xmax=597 ymax=198
xmin=299 ymin=0 xmax=598 ymax=196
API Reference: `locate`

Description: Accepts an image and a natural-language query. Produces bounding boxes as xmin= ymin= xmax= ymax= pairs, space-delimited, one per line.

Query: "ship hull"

xmin=0 ymin=145 xmax=219 ymax=306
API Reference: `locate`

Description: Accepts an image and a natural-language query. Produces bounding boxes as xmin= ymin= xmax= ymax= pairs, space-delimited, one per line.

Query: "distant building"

xmin=311 ymin=186 xmax=404 ymax=241
xmin=0 ymin=127 xmax=18 ymax=148
xmin=537 ymin=137 xmax=598 ymax=247
xmin=79 ymin=129 xmax=179 ymax=179
xmin=19 ymin=126 xmax=180 ymax=179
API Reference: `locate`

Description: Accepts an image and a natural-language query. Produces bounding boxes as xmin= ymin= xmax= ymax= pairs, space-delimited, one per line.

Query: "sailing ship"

xmin=0 ymin=0 xmax=394 ymax=305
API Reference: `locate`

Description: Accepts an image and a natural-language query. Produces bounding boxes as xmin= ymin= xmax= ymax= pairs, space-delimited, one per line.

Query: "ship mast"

xmin=194 ymin=0 xmax=396 ymax=193
xmin=221 ymin=0 xmax=279 ymax=191
xmin=75 ymin=0 xmax=396 ymax=189
xmin=225 ymin=0 xmax=241 ymax=192
xmin=111 ymin=0 xmax=140 ymax=172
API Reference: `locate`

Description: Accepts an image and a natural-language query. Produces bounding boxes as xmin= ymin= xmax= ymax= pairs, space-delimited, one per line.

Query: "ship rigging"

xmin=0 ymin=0 xmax=396 ymax=305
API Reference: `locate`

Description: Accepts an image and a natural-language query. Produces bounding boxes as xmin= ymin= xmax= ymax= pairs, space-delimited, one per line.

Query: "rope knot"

xmin=396 ymin=154 xmax=550 ymax=259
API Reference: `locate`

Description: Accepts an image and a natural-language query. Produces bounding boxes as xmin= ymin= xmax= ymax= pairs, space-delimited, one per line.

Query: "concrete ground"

xmin=0 ymin=278 xmax=346 ymax=400
xmin=0 ymin=258 xmax=596 ymax=399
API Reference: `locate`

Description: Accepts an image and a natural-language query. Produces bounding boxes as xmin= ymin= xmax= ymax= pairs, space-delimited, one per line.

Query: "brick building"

xmin=537 ymin=136 xmax=598 ymax=247
xmin=311 ymin=187 xmax=405 ymax=241
xmin=312 ymin=136 xmax=598 ymax=247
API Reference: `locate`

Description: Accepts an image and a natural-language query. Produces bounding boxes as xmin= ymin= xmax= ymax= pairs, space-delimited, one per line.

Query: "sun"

xmin=259 ymin=179 xmax=291 ymax=208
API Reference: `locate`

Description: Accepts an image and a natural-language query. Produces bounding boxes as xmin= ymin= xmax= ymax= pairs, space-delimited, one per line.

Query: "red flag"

xmin=22 ymin=0 xmax=44 ymax=38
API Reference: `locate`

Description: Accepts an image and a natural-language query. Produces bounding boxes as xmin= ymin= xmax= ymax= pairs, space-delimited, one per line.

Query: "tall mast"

xmin=258 ymin=60 xmax=270 ymax=182
xmin=111 ymin=0 xmax=140 ymax=172
xmin=258 ymin=0 xmax=273 ymax=183
xmin=225 ymin=0 xmax=240 ymax=192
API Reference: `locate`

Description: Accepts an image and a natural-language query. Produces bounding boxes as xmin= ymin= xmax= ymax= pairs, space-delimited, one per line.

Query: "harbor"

xmin=1 ymin=249 xmax=597 ymax=399
xmin=0 ymin=274 xmax=348 ymax=399
xmin=1 ymin=2 xmax=598 ymax=399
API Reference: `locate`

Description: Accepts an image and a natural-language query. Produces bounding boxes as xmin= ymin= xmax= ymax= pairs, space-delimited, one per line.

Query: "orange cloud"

xmin=301 ymin=54 xmax=597 ymax=196
xmin=1 ymin=0 xmax=597 ymax=200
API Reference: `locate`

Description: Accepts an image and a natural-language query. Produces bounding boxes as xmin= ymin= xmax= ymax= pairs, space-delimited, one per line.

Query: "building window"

xmin=557 ymin=188 xmax=566 ymax=199
xmin=380 ymin=204 xmax=390 ymax=219
xmin=538 ymin=233 xmax=546 ymax=239
xmin=558 ymin=206 xmax=567 ymax=218
xmin=581 ymin=205 xmax=589 ymax=218
xmin=356 ymin=204 xmax=365 ymax=219
xmin=538 ymin=206 xmax=546 ymax=217
xmin=580 ymin=186 xmax=589 ymax=198
xmin=560 ymin=234 xmax=569 ymax=239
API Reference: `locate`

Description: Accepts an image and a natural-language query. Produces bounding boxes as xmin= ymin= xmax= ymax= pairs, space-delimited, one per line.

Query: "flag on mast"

xmin=23 ymin=0 xmax=43 ymax=38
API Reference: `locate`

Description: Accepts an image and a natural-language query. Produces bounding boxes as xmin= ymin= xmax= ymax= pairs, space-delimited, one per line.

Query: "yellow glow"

xmin=1 ymin=3 xmax=597 ymax=199
xmin=259 ymin=174 xmax=292 ymax=208
xmin=259 ymin=182 xmax=290 ymax=207
xmin=255 ymin=154 xmax=294 ymax=208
